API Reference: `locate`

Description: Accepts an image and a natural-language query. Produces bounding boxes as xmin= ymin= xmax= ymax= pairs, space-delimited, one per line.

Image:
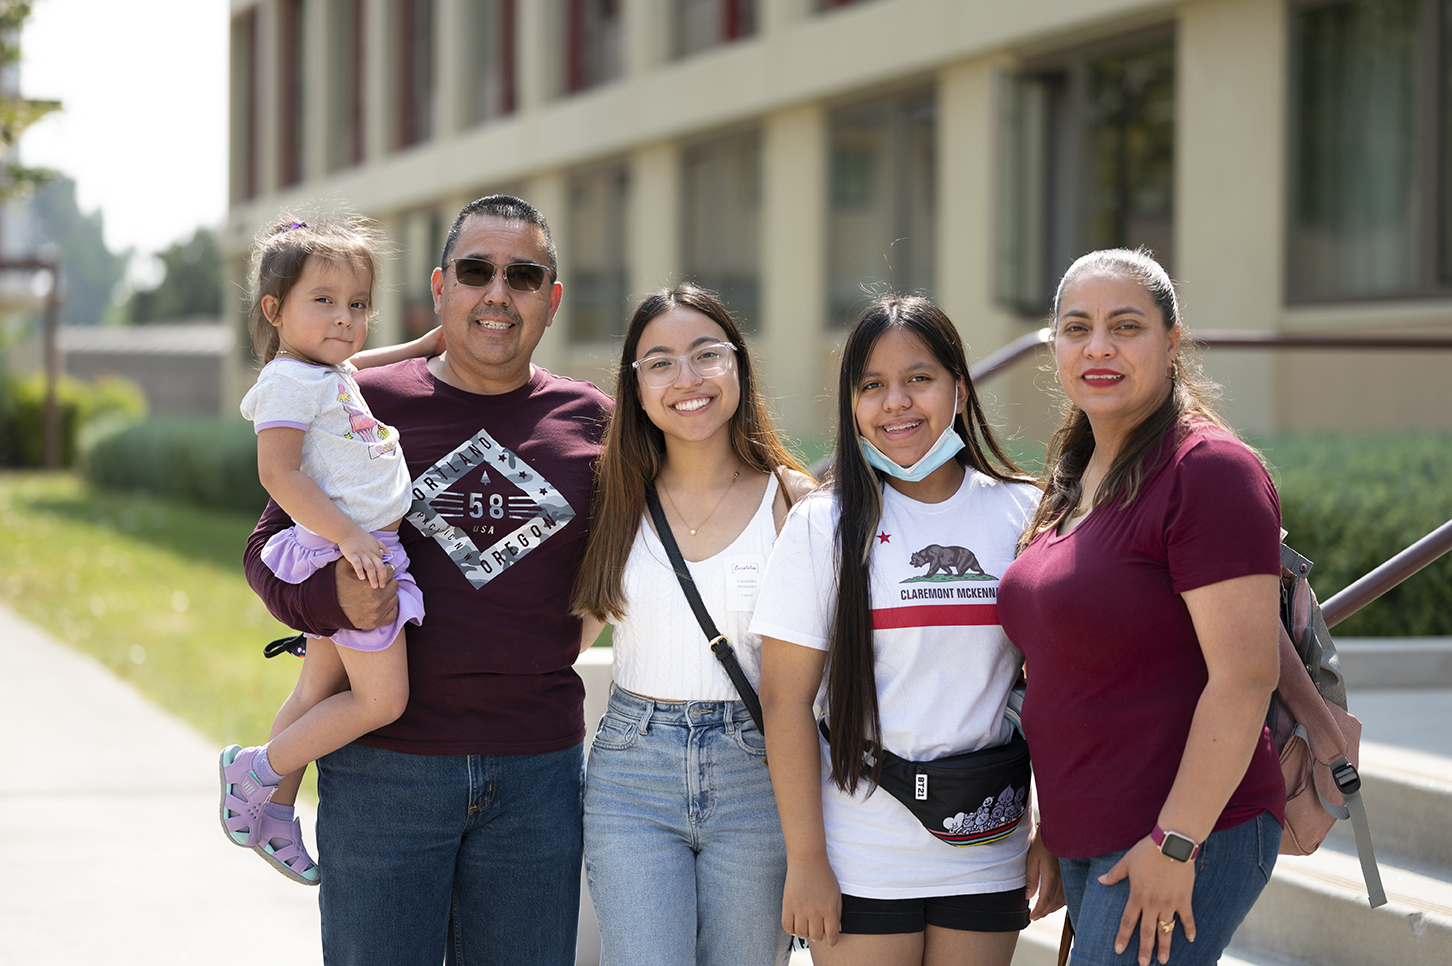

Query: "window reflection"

xmin=1291 ymin=0 xmax=1423 ymax=299
xmin=828 ymin=89 xmax=936 ymax=326
xmin=682 ymin=130 xmax=762 ymax=330
xmin=567 ymin=163 xmax=631 ymax=341
xmin=677 ymin=0 xmax=756 ymax=57
xmin=998 ymin=34 xmax=1175 ymax=313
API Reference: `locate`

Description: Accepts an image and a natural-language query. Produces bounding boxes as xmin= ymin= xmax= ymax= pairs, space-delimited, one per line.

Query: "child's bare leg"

xmin=264 ymin=629 xmax=409 ymax=776
xmin=268 ymin=637 xmax=350 ymax=807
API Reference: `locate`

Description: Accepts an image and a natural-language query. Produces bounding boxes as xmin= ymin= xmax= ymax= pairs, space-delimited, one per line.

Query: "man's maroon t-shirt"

xmin=998 ymin=425 xmax=1286 ymax=858
xmin=244 ymin=359 xmax=611 ymax=756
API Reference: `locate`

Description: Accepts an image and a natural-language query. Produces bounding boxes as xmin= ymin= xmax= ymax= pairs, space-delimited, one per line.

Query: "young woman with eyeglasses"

xmin=571 ymin=284 xmax=813 ymax=966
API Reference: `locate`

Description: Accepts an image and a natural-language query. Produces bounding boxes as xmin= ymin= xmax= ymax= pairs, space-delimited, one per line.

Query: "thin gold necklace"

xmin=661 ymin=469 xmax=740 ymax=536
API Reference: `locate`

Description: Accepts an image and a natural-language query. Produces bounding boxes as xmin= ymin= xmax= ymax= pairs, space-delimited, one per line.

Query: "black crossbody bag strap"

xmin=644 ymin=482 xmax=766 ymax=734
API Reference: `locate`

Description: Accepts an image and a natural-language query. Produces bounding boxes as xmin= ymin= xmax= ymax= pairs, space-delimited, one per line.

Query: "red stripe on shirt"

xmin=871 ymin=604 xmax=1000 ymax=629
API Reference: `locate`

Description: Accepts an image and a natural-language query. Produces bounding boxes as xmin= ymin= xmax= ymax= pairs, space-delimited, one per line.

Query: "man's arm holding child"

xmin=243 ymin=501 xmax=399 ymax=636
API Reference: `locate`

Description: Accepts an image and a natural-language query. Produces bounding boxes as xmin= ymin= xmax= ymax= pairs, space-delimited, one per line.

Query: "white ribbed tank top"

xmin=611 ymin=473 xmax=781 ymax=701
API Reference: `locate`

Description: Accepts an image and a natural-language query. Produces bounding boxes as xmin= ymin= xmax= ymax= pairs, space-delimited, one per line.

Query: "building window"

xmin=997 ymin=31 xmax=1175 ymax=314
xmin=327 ymin=0 xmax=365 ymax=171
xmin=565 ymin=0 xmax=623 ymax=93
xmin=1290 ymin=0 xmax=1452 ymax=300
xmin=676 ymin=0 xmax=756 ymax=57
xmin=230 ymin=10 xmax=260 ymax=200
xmin=567 ymin=162 xmax=630 ymax=341
xmin=682 ymin=129 xmax=762 ymax=329
xmin=464 ymin=0 xmax=516 ymax=124
xmin=278 ymin=0 xmax=306 ymax=186
xmin=400 ymin=210 xmax=442 ymax=338
xmin=397 ymin=0 xmax=435 ymax=148
xmin=828 ymin=88 xmax=936 ymax=326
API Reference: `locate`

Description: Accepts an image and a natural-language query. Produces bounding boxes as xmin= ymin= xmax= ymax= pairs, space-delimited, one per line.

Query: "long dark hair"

xmin=571 ymin=284 xmax=809 ymax=622
xmin=826 ymin=295 xmax=1027 ymax=794
xmin=1019 ymin=248 xmax=1234 ymax=552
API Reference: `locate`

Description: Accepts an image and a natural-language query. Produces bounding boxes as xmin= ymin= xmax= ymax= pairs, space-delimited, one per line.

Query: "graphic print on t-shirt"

xmin=405 ymin=428 xmax=576 ymax=589
xmin=873 ymin=540 xmax=1000 ymax=631
xmin=336 ymin=380 xmax=397 ymax=459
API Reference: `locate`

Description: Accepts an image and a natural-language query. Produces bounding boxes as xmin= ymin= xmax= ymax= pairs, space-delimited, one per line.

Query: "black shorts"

xmin=838 ymin=887 xmax=1029 ymax=935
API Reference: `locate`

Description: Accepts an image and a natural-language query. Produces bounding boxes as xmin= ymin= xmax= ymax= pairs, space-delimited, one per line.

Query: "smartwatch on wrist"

xmin=1151 ymin=824 xmax=1200 ymax=863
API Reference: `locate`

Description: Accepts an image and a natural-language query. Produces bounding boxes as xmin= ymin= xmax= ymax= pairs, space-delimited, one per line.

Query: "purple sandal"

xmin=254 ymin=811 xmax=320 ymax=886
xmin=218 ymin=745 xmax=276 ymax=848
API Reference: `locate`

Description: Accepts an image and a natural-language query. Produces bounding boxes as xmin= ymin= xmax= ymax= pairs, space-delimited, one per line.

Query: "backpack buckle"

xmin=1332 ymin=759 xmax=1361 ymax=796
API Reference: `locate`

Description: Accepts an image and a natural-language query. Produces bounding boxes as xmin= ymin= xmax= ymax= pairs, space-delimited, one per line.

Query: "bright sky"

xmin=20 ymin=0 xmax=229 ymax=273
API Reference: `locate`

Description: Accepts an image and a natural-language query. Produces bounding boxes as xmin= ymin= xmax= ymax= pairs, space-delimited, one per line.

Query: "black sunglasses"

xmin=448 ymin=257 xmax=552 ymax=292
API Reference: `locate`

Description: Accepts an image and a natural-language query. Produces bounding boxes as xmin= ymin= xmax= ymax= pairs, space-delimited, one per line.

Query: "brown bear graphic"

xmin=909 ymin=544 xmax=988 ymax=578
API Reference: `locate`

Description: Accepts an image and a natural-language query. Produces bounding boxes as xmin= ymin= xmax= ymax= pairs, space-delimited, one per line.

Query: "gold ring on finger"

xmin=1159 ymin=919 xmax=1175 ymax=933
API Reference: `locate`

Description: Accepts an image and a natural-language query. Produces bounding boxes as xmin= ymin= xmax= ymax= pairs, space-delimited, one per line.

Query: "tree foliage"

xmin=1 ymin=0 xmax=60 ymax=200
xmin=126 ymin=227 xmax=222 ymax=323
xmin=28 ymin=175 xmax=127 ymax=326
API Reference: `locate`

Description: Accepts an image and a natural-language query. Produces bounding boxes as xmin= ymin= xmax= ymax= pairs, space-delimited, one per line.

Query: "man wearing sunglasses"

xmin=244 ymin=195 xmax=611 ymax=965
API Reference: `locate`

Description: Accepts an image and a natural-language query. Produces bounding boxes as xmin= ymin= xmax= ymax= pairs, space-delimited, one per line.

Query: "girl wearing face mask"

xmin=752 ymin=296 xmax=1062 ymax=966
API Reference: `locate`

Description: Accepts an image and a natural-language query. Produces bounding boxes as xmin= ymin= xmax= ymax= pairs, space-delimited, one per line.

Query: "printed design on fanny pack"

xmin=405 ymin=428 xmax=575 ymax=589
xmin=939 ymin=784 xmax=1028 ymax=847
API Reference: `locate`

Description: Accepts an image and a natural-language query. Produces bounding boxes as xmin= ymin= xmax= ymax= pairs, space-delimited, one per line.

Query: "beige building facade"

xmin=224 ymin=0 xmax=1452 ymax=447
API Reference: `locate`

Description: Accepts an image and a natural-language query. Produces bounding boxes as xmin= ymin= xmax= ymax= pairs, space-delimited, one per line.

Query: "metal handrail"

xmin=967 ymin=327 xmax=1452 ymax=626
xmin=1321 ymin=520 xmax=1452 ymax=628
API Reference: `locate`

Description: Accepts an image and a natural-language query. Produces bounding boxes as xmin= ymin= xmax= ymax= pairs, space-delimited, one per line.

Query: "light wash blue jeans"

xmin=583 ymin=686 xmax=791 ymax=966
xmin=315 ymin=741 xmax=584 ymax=966
xmin=1058 ymin=811 xmax=1281 ymax=966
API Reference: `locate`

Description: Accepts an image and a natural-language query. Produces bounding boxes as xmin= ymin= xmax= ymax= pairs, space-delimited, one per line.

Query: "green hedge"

xmin=77 ymin=421 xmax=1450 ymax=635
xmin=83 ymin=416 xmax=269 ymax=517
xmin=1261 ymin=433 xmax=1452 ymax=637
xmin=0 ymin=370 xmax=148 ymax=467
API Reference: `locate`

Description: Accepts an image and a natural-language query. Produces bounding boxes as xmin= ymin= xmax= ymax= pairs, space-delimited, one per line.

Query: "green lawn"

xmin=0 ymin=471 xmax=303 ymax=751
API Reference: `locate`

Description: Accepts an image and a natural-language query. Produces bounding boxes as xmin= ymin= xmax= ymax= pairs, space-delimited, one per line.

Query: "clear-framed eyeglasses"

xmin=631 ymin=342 xmax=737 ymax=388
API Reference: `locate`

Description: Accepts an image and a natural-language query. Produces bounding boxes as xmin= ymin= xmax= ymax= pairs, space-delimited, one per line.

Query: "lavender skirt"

xmin=260 ymin=525 xmax=425 ymax=652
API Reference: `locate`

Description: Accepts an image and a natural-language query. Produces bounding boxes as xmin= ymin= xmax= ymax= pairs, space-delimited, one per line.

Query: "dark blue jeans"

xmin=315 ymin=742 xmax=584 ymax=966
xmin=1059 ymin=811 xmax=1281 ymax=966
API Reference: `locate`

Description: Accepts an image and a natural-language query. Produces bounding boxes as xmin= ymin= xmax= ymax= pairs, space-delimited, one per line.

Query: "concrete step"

xmin=1233 ymin=844 xmax=1452 ymax=966
xmin=1230 ymin=740 xmax=1452 ymax=966
xmin=1337 ymin=640 xmax=1452 ymax=689
xmin=1327 ymin=741 xmax=1452 ymax=873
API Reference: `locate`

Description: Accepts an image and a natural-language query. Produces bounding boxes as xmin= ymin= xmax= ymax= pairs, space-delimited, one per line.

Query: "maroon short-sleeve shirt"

xmin=998 ymin=424 xmax=1286 ymax=858
xmin=245 ymin=359 xmax=611 ymax=756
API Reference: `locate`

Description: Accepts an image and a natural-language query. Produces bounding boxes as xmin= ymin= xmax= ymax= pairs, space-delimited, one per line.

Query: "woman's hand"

xmin=1025 ymin=825 xmax=1064 ymax=919
xmin=782 ymin=853 xmax=843 ymax=947
xmin=1099 ymin=836 xmax=1196 ymax=966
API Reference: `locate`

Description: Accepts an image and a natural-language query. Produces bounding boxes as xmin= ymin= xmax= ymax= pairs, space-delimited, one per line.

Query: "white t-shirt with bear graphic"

xmin=749 ymin=469 xmax=1039 ymax=898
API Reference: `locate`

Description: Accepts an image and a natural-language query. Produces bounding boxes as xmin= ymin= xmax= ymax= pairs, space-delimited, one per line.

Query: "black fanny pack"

xmin=820 ymin=712 xmax=1031 ymax=848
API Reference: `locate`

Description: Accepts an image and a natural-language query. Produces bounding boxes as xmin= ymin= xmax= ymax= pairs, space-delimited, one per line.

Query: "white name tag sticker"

xmin=725 ymin=555 xmax=765 ymax=611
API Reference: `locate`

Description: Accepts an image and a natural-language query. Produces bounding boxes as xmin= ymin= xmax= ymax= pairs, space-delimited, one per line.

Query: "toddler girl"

xmin=219 ymin=216 xmax=437 ymax=884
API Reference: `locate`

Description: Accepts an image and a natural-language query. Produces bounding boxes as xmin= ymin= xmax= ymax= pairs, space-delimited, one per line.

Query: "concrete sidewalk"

xmin=0 ymin=603 xmax=320 ymax=965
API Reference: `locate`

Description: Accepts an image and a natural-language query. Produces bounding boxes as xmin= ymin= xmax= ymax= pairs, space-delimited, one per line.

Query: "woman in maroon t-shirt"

xmin=998 ymin=249 xmax=1285 ymax=966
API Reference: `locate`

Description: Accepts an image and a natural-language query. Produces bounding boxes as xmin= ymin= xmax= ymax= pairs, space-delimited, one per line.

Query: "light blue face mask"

xmin=858 ymin=389 xmax=965 ymax=483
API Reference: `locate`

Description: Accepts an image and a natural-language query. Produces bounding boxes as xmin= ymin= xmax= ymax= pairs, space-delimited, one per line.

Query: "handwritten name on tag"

xmin=725 ymin=555 xmax=765 ymax=611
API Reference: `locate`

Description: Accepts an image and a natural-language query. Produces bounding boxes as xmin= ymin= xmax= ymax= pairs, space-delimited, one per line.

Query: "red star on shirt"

xmin=877 ymin=531 xmax=891 ymax=544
